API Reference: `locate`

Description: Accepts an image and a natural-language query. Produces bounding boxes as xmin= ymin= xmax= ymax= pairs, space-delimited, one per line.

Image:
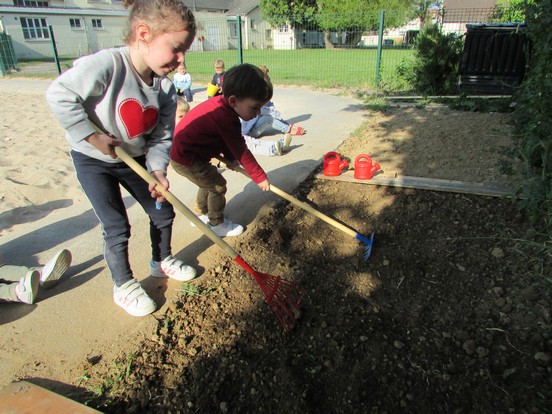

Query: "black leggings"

xmin=71 ymin=150 xmax=175 ymax=286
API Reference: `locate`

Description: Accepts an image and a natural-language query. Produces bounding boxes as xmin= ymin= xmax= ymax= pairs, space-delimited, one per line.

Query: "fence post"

xmin=0 ymin=32 xmax=18 ymax=75
xmin=48 ymin=25 xmax=62 ymax=75
xmin=375 ymin=10 xmax=385 ymax=88
xmin=237 ymin=16 xmax=243 ymax=64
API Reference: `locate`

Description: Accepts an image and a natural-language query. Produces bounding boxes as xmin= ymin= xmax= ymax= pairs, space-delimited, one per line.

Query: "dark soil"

xmin=76 ymin=107 xmax=551 ymax=413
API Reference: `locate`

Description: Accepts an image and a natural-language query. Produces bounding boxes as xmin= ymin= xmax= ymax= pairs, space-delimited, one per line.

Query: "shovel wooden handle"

xmin=218 ymin=157 xmax=358 ymax=239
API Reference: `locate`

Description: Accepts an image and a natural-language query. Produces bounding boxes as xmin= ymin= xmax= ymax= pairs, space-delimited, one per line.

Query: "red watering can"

xmin=323 ymin=152 xmax=349 ymax=176
xmin=354 ymin=154 xmax=381 ymax=180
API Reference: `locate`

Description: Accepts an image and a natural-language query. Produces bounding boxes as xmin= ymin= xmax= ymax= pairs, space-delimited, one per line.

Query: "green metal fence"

xmin=0 ymin=32 xmax=17 ymax=76
xmin=17 ymin=7 xmax=507 ymax=90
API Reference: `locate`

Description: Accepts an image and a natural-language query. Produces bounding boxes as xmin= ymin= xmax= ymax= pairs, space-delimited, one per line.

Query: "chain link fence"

xmin=8 ymin=7 xmax=513 ymax=90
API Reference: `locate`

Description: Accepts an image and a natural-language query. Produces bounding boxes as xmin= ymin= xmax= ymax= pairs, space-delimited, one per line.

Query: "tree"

xmin=412 ymin=1 xmax=442 ymax=27
xmin=259 ymin=0 xmax=318 ymax=27
xmin=491 ymin=0 xmax=535 ymax=23
xmin=260 ymin=0 xmax=418 ymax=48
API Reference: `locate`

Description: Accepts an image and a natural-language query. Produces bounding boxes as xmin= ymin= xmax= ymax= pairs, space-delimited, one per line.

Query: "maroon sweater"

xmin=170 ymin=95 xmax=267 ymax=184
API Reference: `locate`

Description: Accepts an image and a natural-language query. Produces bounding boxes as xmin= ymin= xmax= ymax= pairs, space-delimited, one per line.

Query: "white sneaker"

xmin=209 ymin=219 xmax=244 ymax=237
xmin=40 ymin=249 xmax=72 ymax=289
xmin=15 ymin=270 xmax=40 ymax=304
xmin=190 ymin=214 xmax=209 ymax=227
xmin=150 ymin=255 xmax=197 ymax=281
xmin=283 ymin=133 xmax=292 ymax=152
xmin=275 ymin=139 xmax=283 ymax=156
xmin=113 ymin=279 xmax=156 ymax=317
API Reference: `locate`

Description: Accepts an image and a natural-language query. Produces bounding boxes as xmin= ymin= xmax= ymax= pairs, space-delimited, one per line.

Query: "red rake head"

xmin=233 ymin=256 xmax=304 ymax=333
xmin=252 ymin=271 xmax=304 ymax=334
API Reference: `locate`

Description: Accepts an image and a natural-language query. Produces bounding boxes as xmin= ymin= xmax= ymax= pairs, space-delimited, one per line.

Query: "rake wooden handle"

xmin=88 ymin=121 xmax=239 ymax=258
xmin=116 ymin=147 xmax=240 ymax=258
xmin=218 ymin=157 xmax=358 ymax=239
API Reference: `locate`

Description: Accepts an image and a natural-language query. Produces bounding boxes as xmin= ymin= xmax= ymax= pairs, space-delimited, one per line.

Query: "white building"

xmin=0 ymin=0 xmax=273 ymax=60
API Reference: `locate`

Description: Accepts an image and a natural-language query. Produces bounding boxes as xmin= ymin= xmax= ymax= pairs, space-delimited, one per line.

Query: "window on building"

xmin=92 ymin=19 xmax=103 ymax=29
xmin=20 ymin=17 xmax=50 ymax=39
xmin=69 ymin=18 xmax=82 ymax=30
xmin=250 ymin=19 xmax=256 ymax=30
xmin=228 ymin=21 xmax=237 ymax=38
xmin=266 ymin=29 xmax=272 ymax=39
xmin=13 ymin=0 xmax=49 ymax=7
xmin=278 ymin=24 xmax=289 ymax=33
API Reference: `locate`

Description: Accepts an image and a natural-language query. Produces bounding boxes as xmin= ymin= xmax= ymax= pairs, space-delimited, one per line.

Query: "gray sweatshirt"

xmin=45 ymin=47 xmax=176 ymax=173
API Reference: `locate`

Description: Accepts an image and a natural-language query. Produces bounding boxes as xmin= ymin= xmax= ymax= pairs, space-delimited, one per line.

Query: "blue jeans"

xmin=177 ymin=88 xmax=193 ymax=102
xmin=71 ymin=150 xmax=175 ymax=286
xmin=248 ymin=115 xmax=290 ymax=137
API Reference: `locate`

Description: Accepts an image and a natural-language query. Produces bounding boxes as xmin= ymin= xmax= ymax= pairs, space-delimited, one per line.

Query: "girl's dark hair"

xmin=123 ymin=0 xmax=196 ymax=43
xmin=222 ymin=64 xmax=273 ymax=102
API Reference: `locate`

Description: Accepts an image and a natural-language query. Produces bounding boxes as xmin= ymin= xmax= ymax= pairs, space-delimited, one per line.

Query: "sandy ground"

xmin=0 ymin=79 xmax=369 ymax=394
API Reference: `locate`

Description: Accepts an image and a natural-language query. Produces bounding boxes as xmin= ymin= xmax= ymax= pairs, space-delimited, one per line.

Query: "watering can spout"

xmin=371 ymin=162 xmax=381 ymax=176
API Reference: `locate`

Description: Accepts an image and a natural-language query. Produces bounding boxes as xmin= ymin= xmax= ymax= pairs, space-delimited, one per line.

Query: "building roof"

xmin=227 ymin=0 xmax=259 ymax=15
xmin=182 ymin=0 xmax=232 ymax=12
xmin=182 ymin=0 xmax=259 ymax=14
xmin=443 ymin=0 xmax=496 ymax=8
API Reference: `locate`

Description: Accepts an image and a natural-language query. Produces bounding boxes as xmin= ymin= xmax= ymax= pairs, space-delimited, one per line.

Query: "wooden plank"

xmin=0 ymin=381 xmax=102 ymax=414
xmin=315 ymin=171 xmax=516 ymax=198
xmin=385 ymin=95 xmax=512 ymax=100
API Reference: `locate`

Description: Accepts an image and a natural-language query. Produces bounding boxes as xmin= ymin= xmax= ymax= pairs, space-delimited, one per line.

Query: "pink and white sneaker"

xmin=150 ymin=255 xmax=197 ymax=281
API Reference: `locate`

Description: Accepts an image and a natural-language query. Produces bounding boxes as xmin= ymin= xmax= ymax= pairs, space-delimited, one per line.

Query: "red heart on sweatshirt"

xmin=118 ymin=99 xmax=159 ymax=139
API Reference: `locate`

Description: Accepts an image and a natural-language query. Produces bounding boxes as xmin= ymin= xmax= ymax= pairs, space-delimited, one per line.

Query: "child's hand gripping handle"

xmin=114 ymin=147 xmax=238 ymax=258
xmin=216 ymin=156 xmax=358 ymax=239
xmin=87 ymin=121 xmax=237 ymax=257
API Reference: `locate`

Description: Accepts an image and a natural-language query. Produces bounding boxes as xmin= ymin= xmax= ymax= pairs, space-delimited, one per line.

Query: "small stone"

xmin=220 ymin=402 xmax=229 ymax=413
xmin=521 ymin=286 xmax=539 ymax=302
xmin=476 ymin=346 xmax=489 ymax=357
xmin=491 ymin=247 xmax=505 ymax=258
xmin=394 ymin=340 xmax=404 ymax=349
xmin=502 ymin=367 xmax=516 ymax=379
xmin=495 ymin=298 xmax=506 ymax=308
xmin=492 ymin=287 xmax=504 ymax=296
xmin=534 ymin=352 xmax=551 ymax=364
xmin=463 ymin=339 xmax=476 ymax=355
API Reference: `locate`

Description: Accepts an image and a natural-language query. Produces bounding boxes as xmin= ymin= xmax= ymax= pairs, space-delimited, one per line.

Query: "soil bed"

xmin=78 ymin=107 xmax=551 ymax=413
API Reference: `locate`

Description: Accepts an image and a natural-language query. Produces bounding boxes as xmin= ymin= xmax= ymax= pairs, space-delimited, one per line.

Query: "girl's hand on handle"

xmin=150 ymin=170 xmax=169 ymax=203
xmin=85 ymin=131 xmax=121 ymax=159
xmin=258 ymin=179 xmax=270 ymax=192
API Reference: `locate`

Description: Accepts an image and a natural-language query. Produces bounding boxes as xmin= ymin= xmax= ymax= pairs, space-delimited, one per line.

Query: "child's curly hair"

xmin=123 ymin=0 xmax=196 ymax=43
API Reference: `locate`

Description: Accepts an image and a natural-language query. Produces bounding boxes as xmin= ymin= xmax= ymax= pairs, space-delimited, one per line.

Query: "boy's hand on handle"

xmin=225 ymin=160 xmax=240 ymax=171
xmin=150 ymin=170 xmax=169 ymax=203
xmin=85 ymin=131 xmax=121 ymax=159
xmin=258 ymin=179 xmax=270 ymax=192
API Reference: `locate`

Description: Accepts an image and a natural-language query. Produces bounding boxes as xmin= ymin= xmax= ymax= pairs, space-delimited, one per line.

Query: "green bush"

xmin=511 ymin=0 xmax=552 ymax=233
xmin=396 ymin=23 xmax=463 ymax=95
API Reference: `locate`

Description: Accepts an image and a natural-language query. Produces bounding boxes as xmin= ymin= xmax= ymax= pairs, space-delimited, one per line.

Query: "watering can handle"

xmin=355 ymin=154 xmax=372 ymax=163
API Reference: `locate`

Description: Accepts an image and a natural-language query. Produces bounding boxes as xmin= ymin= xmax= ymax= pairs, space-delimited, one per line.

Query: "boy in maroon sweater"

xmin=170 ymin=63 xmax=272 ymax=237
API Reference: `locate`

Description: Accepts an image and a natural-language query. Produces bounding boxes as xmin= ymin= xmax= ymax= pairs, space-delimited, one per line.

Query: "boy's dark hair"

xmin=222 ymin=63 xmax=273 ymax=102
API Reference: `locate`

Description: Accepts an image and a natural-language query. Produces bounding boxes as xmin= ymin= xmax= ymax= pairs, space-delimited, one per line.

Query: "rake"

xmin=218 ymin=157 xmax=375 ymax=260
xmin=103 ymin=139 xmax=303 ymax=333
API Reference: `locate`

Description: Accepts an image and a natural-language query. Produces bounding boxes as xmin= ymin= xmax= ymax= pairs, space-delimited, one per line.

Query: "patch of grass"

xmin=179 ymin=282 xmax=216 ymax=297
xmin=446 ymin=96 xmax=514 ymax=113
xmin=362 ymin=95 xmax=391 ymax=111
xmin=6 ymin=49 xmax=414 ymax=92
